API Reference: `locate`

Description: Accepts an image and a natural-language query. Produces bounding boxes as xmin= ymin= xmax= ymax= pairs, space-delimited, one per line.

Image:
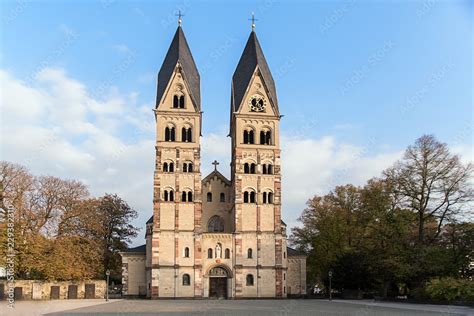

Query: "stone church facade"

xmin=120 ymin=24 xmax=306 ymax=299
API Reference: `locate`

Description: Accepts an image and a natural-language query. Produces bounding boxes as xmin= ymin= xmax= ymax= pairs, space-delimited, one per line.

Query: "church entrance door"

xmin=208 ymin=266 xmax=228 ymax=299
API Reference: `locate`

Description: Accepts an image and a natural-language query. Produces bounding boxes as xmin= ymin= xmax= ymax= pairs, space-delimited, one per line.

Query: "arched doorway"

xmin=208 ymin=266 xmax=229 ymax=299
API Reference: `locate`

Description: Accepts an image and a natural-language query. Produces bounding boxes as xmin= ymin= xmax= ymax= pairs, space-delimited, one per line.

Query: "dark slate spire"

xmin=231 ymin=31 xmax=278 ymax=113
xmin=156 ymin=26 xmax=200 ymax=110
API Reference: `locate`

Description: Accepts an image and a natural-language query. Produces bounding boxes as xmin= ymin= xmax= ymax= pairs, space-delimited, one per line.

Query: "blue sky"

xmin=1 ymin=0 xmax=472 ymax=244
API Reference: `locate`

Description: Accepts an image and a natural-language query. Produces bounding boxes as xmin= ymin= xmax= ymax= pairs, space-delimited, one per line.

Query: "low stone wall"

xmin=0 ymin=280 xmax=106 ymax=300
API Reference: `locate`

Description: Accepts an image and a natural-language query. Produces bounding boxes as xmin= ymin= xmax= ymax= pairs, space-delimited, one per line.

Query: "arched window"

xmin=243 ymin=128 xmax=255 ymax=144
xmin=225 ymin=248 xmax=230 ymax=259
xmin=184 ymin=247 xmax=190 ymax=258
xmin=260 ymin=129 xmax=271 ymax=145
xmin=246 ymin=274 xmax=254 ymax=286
xmin=265 ymin=131 xmax=271 ymax=145
xmin=244 ymin=191 xmax=256 ymax=203
xmin=173 ymin=95 xmax=179 ymax=108
xmin=207 ymin=215 xmax=224 ymax=232
xmin=220 ymin=193 xmax=225 ymax=202
xmin=183 ymin=162 xmax=193 ymax=173
xmin=244 ymin=163 xmax=250 ymax=174
xmin=179 ymin=95 xmax=185 ymax=108
xmin=250 ymin=191 xmax=256 ymax=203
xmin=169 ymin=162 xmax=174 ymax=172
xmin=244 ymin=163 xmax=256 ymax=174
xmin=163 ymin=162 xmax=169 ymax=172
xmin=262 ymin=164 xmax=273 ymax=175
xmin=250 ymin=163 xmax=256 ymax=174
xmin=164 ymin=189 xmax=174 ymax=202
xmin=207 ymin=192 xmax=212 ymax=202
xmin=182 ymin=274 xmax=190 ymax=286
xmin=180 ymin=190 xmax=193 ymax=202
xmin=208 ymin=248 xmax=213 ymax=258
xmin=260 ymin=131 xmax=265 ymax=145
xmin=263 ymin=192 xmax=273 ymax=204
xmin=247 ymin=248 xmax=253 ymax=259
xmin=165 ymin=126 xmax=176 ymax=141
xmin=182 ymin=126 xmax=192 ymax=142
xmin=283 ymin=251 xmax=286 ymax=259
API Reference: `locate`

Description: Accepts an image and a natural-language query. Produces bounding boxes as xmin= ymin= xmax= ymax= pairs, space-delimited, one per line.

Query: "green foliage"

xmin=424 ymin=278 xmax=474 ymax=302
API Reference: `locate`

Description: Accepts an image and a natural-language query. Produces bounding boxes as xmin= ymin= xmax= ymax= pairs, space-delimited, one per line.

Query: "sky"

xmin=1 ymin=0 xmax=472 ymax=245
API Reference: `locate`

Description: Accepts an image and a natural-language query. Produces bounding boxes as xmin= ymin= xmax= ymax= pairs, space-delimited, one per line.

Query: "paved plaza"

xmin=1 ymin=299 xmax=472 ymax=316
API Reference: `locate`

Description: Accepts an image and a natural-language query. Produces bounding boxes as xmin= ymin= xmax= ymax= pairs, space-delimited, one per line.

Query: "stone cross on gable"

xmin=212 ymin=160 xmax=219 ymax=171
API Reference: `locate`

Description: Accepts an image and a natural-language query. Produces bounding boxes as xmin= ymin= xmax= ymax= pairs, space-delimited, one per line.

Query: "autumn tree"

xmin=384 ymin=135 xmax=473 ymax=244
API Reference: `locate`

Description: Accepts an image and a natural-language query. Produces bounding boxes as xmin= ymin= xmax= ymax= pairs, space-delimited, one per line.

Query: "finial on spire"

xmin=212 ymin=160 xmax=220 ymax=171
xmin=249 ymin=12 xmax=258 ymax=31
xmin=176 ymin=10 xmax=184 ymax=26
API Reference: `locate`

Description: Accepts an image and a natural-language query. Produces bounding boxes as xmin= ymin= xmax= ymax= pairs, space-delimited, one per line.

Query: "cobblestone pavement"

xmin=1 ymin=299 xmax=472 ymax=316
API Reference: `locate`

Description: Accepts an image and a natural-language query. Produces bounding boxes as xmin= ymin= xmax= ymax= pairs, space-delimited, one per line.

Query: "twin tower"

xmin=120 ymin=23 xmax=306 ymax=299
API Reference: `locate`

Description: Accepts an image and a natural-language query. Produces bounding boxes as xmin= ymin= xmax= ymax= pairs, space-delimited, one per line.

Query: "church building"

xmin=120 ymin=19 xmax=307 ymax=299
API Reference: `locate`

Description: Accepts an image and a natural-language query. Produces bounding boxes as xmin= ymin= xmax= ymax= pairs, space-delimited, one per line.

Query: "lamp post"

xmin=106 ymin=269 xmax=110 ymax=301
xmin=328 ymin=270 xmax=333 ymax=301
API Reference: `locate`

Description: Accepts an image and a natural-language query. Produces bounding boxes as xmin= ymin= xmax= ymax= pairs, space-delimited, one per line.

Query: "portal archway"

xmin=208 ymin=266 xmax=230 ymax=299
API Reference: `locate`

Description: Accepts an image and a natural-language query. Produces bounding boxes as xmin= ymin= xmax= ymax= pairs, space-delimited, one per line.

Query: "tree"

xmin=96 ymin=194 xmax=139 ymax=279
xmin=384 ymin=135 xmax=473 ymax=244
xmin=0 ymin=161 xmax=140 ymax=281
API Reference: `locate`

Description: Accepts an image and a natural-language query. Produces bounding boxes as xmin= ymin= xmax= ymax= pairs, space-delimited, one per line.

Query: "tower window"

xmin=244 ymin=163 xmax=256 ymax=174
xmin=183 ymin=162 xmax=193 ymax=173
xmin=263 ymin=192 xmax=274 ymax=204
xmin=182 ymin=274 xmax=190 ymax=286
xmin=173 ymin=94 xmax=185 ymax=109
xmin=220 ymin=193 xmax=225 ymax=202
xmin=207 ymin=215 xmax=224 ymax=232
xmin=208 ymin=248 xmax=213 ymax=258
xmin=163 ymin=162 xmax=174 ymax=173
xmin=165 ymin=126 xmax=176 ymax=141
xmin=225 ymin=248 xmax=230 ymax=259
xmin=184 ymin=247 xmax=190 ymax=258
xmin=247 ymin=248 xmax=253 ymax=259
xmin=207 ymin=192 xmax=212 ymax=202
xmin=262 ymin=164 xmax=273 ymax=175
xmin=243 ymin=129 xmax=255 ymax=144
xmin=246 ymin=274 xmax=254 ymax=286
xmin=243 ymin=191 xmax=256 ymax=203
xmin=181 ymin=190 xmax=193 ymax=202
xmin=260 ymin=130 xmax=272 ymax=145
xmin=164 ymin=189 xmax=174 ymax=202
xmin=181 ymin=127 xmax=192 ymax=142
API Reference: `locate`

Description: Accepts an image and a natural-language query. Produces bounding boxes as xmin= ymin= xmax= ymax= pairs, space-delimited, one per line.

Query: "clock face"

xmin=249 ymin=95 xmax=266 ymax=112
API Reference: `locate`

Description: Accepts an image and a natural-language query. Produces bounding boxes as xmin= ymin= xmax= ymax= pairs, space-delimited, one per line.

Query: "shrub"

xmin=424 ymin=277 xmax=474 ymax=302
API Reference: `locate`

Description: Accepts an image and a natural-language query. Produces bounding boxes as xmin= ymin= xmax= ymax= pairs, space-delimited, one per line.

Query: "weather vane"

xmin=249 ymin=12 xmax=258 ymax=31
xmin=176 ymin=10 xmax=184 ymax=26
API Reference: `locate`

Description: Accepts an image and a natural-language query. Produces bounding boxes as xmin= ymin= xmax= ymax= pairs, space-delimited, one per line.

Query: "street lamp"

xmin=106 ymin=269 xmax=110 ymax=301
xmin=328 ymin=270 xmax=333 ymax=301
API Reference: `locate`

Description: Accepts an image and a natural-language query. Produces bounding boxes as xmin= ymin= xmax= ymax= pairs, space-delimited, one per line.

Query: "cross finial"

xmin=176 ymin=10 xmax=184 ymax=26
xmin=212 ymin=160 xmax=220 ymax=171
xmin=249 ymin=12 xmax=258 ymax=31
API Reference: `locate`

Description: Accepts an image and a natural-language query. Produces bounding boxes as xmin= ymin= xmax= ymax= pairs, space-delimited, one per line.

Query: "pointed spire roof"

xmin=156 ymin=26 xmax=200 ymax=110
xmin=231 ymin=31 xmax=278 ymax=112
